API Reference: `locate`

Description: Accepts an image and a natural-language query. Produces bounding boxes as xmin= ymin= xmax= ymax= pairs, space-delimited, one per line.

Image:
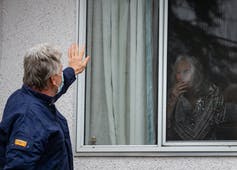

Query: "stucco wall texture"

xmin=1 ymin=0 xmax=237 ymax=170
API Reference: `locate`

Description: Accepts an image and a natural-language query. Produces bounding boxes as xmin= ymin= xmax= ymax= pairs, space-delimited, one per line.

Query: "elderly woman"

xmin=167 ymin=55 xmax=225 ymax=140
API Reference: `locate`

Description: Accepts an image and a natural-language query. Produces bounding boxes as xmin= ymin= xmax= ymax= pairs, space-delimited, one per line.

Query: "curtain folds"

xmin=86 ymin=0 xmax=157 ymax=145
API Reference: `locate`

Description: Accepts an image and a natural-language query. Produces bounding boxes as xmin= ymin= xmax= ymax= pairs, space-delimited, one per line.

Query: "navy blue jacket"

xmin=0 ymin=67 xmax=76 ymax=170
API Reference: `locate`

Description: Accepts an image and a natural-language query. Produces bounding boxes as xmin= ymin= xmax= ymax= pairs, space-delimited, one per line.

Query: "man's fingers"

xmin=75 ymin=44 xmax=79 ymax=58
xmin=69 ymin=44 xmax=76 ymax=58
xmin=79 ymin=46 xmax=85 ymax=60
xmin=83 ymin=56 xmax=90 ymax=66
xmin=70 ymin=43 xmax=85 ymax=60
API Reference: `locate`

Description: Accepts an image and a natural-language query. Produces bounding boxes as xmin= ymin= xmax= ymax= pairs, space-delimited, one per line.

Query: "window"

xmin=84 ymin=0 xmax=159 ymax=146
xmin=166 ymin=0 xmax=237 ymax=142
xmin=76 ymin=0 xmax=237 ymax=155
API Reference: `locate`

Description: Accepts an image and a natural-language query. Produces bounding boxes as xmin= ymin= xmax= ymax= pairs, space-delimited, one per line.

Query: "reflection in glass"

xmin=84 ymin=0 xmax=159 ymax=145
xmin=167 ymin=0 xmax=237 ymax=140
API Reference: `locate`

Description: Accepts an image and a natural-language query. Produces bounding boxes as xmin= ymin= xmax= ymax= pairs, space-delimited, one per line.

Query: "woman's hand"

xmin=171 ymin=81 xmax=189 ymax=98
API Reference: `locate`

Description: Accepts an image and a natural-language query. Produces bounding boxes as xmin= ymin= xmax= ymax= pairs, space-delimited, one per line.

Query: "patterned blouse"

xmin=170 ymin=84 xmax=226 ymax=140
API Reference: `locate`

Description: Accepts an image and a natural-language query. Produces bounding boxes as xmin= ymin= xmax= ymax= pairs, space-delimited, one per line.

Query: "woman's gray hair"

xmin=172 ymin=55 xmax=205 ymax=94
xmin=23 ymin=43 xmax=62 ymax=90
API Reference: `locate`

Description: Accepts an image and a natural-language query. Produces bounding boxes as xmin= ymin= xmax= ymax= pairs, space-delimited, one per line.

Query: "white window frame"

xmin=75 ymin=0 xmax=237 ymax=156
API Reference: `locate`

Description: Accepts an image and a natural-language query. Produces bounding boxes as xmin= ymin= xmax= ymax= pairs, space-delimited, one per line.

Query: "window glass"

xmin=84 ymin=0 xmax=159 ymax=145
xmin=167 ymin=0 xmax=237 ymax=141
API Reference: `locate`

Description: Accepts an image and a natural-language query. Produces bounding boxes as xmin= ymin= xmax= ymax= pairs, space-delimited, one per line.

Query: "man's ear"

xmin=50 ymin=75 xmax=57 ymax=86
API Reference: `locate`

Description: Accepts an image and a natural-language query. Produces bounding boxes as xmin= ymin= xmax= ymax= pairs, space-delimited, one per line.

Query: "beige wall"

xmin=1 ymin=0 xmax=237 ymax=169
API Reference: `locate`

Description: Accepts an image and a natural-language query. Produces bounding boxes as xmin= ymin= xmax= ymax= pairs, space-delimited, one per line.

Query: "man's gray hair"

xmin=23 ymin=43 xmax=62 ymax=90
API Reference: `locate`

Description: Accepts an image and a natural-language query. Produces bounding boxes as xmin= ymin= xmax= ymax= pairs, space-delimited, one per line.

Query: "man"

xmin=0 ymin=43 xmax=90 ymax=169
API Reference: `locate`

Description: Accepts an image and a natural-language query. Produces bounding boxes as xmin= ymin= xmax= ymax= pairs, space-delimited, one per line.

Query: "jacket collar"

xmin=22 ymin=85 xmax=56 ymax=105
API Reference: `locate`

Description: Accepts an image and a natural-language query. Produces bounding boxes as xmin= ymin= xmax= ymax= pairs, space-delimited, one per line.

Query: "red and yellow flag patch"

xmin=14 ymin=139 xmax=27 ymax=147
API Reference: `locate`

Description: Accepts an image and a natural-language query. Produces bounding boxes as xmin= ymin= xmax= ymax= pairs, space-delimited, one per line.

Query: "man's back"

xmin=0 ymin=85 xmax=73 ymax=170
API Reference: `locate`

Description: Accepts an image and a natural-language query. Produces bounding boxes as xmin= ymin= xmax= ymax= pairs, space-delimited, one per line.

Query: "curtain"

xmin=85 ymin=0 xmax=157 ymax=145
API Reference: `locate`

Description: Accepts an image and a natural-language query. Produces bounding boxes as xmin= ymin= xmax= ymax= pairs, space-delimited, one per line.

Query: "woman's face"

xmin=175 ymin=59 xmax=193 ymax=83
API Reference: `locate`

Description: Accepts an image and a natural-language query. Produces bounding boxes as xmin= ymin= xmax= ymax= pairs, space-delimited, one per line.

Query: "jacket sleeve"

xmin=3 ymin=113 xmax=46 ymax=170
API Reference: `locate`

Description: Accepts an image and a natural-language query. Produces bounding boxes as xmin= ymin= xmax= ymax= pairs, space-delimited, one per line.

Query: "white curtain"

xmin=85 ymin=0 xmax=155 ymax=145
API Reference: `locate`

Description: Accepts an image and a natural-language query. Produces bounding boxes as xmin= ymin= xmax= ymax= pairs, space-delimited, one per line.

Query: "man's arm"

xmin=53 ymin=43 xmax=90 ymax=100
xmin=3 ymin=114 xmax=45 ymax=170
